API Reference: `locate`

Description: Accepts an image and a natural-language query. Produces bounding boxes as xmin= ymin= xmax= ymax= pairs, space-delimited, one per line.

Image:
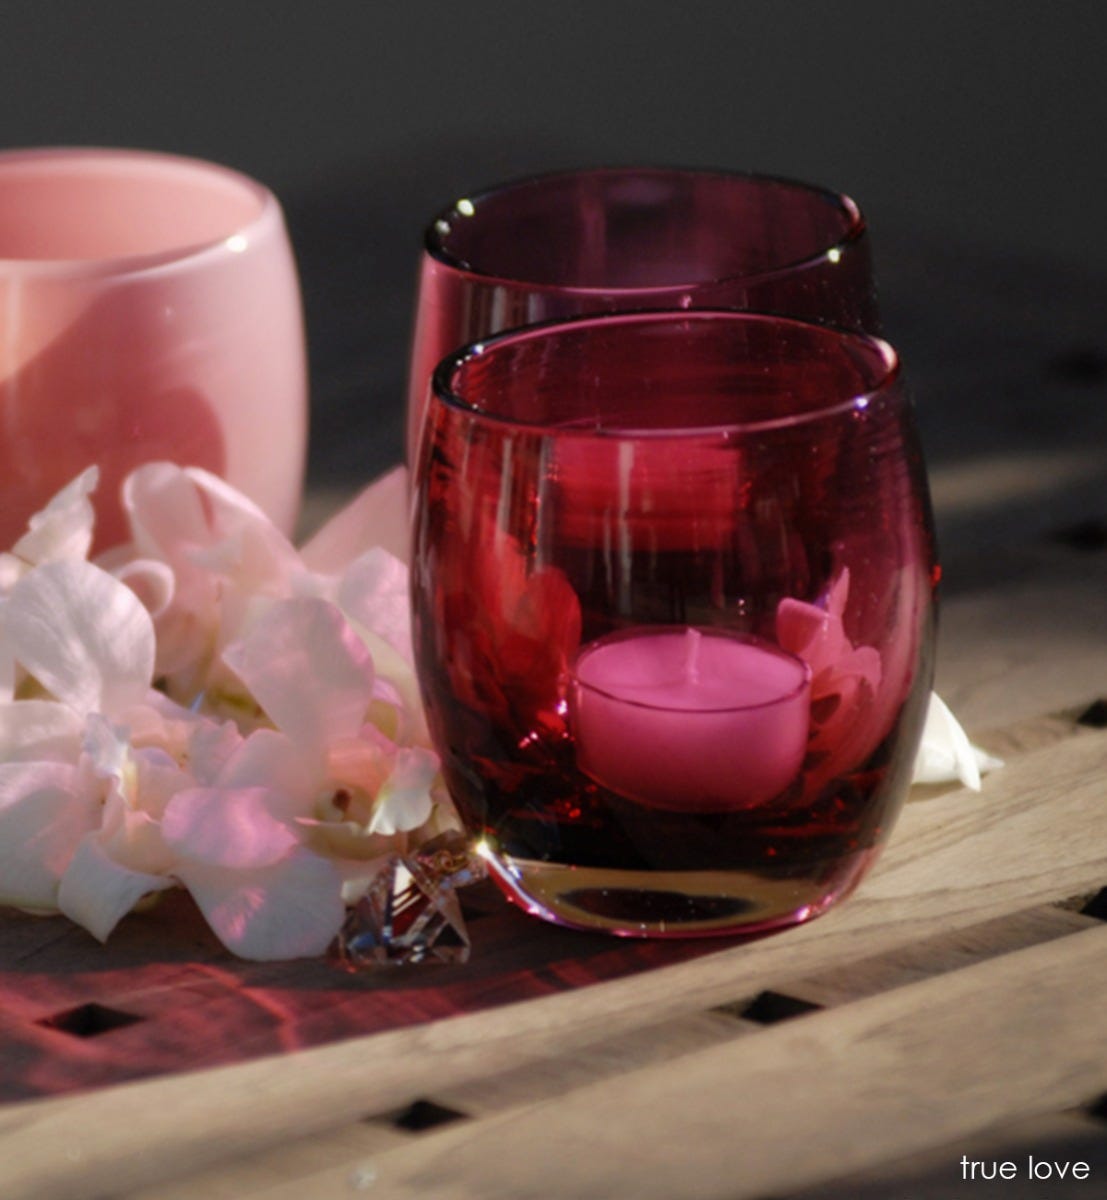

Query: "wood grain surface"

xmin=214 ymin=923 xmax=1107 ymax=1200
xmin=1 ymin=705 xmax=1104 ymax=1200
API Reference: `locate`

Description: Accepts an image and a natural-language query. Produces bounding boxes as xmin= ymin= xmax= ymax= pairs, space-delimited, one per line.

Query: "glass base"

xmin=478 ymin=846 xmax=879 ymax=938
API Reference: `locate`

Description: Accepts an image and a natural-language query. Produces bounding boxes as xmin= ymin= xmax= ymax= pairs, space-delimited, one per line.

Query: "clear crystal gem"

xmin=332 ymin=833 xmax=483 ymax=969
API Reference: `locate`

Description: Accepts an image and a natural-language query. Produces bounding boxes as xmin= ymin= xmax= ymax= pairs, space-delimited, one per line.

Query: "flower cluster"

xmin=0 ymin=463 xmax=458 ymax=961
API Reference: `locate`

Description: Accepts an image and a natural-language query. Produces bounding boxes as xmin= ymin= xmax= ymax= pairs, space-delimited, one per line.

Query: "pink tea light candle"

xmin=571 ymin=627 xmax=811 ymax=810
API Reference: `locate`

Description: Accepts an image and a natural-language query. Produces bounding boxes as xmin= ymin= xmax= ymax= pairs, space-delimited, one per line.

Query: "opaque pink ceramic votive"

xmin=0 ymin=147 xmax=308 ymax=551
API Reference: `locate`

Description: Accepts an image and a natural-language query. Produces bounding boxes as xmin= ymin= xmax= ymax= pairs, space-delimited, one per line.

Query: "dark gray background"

xmin=2 ymin=0 xmax=1105 ymax=591
xmin=3 ymin=2 xmax=1101 ymax=263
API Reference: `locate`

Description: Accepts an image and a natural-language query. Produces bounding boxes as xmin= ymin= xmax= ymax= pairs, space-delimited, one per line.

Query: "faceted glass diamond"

xmin=412 ymin=830 xmax=486 ymax=891
xmin=332 ymin=834 xmax=483 ymax=969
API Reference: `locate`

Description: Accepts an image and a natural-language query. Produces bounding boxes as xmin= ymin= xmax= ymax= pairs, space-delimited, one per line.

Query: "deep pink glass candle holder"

xmin=407 ymin=166 xmax=877 ymax=462
xmin=412 ymin=311 xmax=937 ymax=938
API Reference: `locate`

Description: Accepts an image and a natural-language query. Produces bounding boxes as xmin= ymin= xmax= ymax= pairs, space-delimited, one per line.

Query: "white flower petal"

xmin=99 ymin=788 xmax=178 ymax=871
xmin=129 ymin=748 xmax=195 ymax=820
xmin=179 ymin=467 xmax=301 ymax=588
xmin=0 ymin=761 xmax=97 ymax=909
xmin=57 ymin=836 xmax=174 ymax=942
xmin=217 ymin=729 xmax=314 ymax=811
xmin=111 ymin=558 xmax=177 ymax=620
xmin=222 ymin=597 xmax=375 ymax=752
xmin=6 ymin=560 xmax=155 ymax=715
xmin=347 ymin=626 xmax=427 ymax=742
xmin=13 ymin=466 xmax=99 ymax=566
xmin=82 ymin=713 xmax=131 ymax=783
xmin=912 ymin=692 xmax=1003 ymax=790
xmin=182 ymin=465 xmax=281 ymax=524
xmin=337 ymin=548 xmax=413 ymax=661
xmin=0 ymin=700 xmax=84 ymax=762
xmin=300 ymin=466 xmax=410 ymax=571
xmin=0 ymin=601 xmax=15 ymax=703
xmin=175 ymin=849 xmax=346 ymax=960
xmin=368 ymin=746 xmax=438 ymax=835
xmin=161 ymin=786 xmax=300 ymax=869
xmin=0 ymin=555 xmax=25 ymax=593
xmin=122 ymin=462 xmax=212 ymax=557
xmin=181 ymin=716 xmax=244 ymax=786
xmin=116 ymin=694 xmax=195 ymax=749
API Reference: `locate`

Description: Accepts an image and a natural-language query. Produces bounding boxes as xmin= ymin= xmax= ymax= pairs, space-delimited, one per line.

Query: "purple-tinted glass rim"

xmin=432 ymin=308 xmax=901 ymax=439
xmin=423 ymin=165 xmax=867 ymax=295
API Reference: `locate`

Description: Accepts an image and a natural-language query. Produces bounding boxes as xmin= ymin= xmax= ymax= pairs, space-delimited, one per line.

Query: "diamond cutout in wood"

xmin=37 ymin=1002 xmax=145 ymax=1039
xmin=739 ymin=990 xmax=824 ymax=1025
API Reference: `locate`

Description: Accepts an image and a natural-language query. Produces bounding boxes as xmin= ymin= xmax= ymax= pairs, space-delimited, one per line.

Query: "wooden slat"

xmin=121 ymin=1015 xmax=755 ymax=1200
xmin=730 ymin=902 xmax=1099 ymax=1009
xmin=118 ymin=909 xmax=1105 ymax=1199
xmin=236 ymin=923 xmax=1107 ymax=1200
xmin=435 ymin=906 xmax=1099 ymax=1120
xmin=428 ymin=1009 xmax=751 ymax=1118
xmin=933 ymin=570 xmax=1107 ymax=730
xmin=1 ymin=724 xmax=1104 ymax=1200
xmin=127 ymin=1122 xmax=414 ymax=1200
xmin=787 ymin=1112 xmax=1107 ymax=1200
xmin=0 ymin=872 xmax=747 ymax=1101
xmin=123 ymin=907 xmax=1105 ymax=1200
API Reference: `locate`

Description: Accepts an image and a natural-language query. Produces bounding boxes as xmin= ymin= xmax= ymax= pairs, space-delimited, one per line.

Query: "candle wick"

xmin=684 ymin=628 xmax=702 ymax=684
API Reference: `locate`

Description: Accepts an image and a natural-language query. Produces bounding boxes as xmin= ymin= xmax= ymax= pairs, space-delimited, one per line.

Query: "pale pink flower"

xmin=1 ymin=467 xmax=100 ymax=702
xmin=0 ymin=558 xmax=180 ymax=920
xmin=0 ymin=759 xmax=96 ymax=911
xmin=777 ymin=569 xmax=884 ymax=793
xmin=0 ymin=466 xmax=452 ymax=961
xmin=56 ymin=716 xmax=190 ymax=940
xmin=119 ymin=464 xmax=418 ymax=715
xmin=221 ymin=595 xmax=439 ymax=842
xmin=154 ymin=595 xmax=442 ymax=958
xmin=119 ymin=463 xmax=303 ymax=698
xmin=160 ymin=772 xmax=346 ymax=961
xmin=2 ymin=466 xmax=99 ymax=582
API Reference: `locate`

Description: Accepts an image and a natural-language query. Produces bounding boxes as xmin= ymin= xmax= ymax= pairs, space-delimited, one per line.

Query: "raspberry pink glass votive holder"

xmin=0 ymin=147 xmax=308 ymax=551
xmin=411 ymin=310 xmax=938 ymax=939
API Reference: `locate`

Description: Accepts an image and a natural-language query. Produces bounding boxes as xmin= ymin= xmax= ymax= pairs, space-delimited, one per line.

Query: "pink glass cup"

xmin=412 ymin=310 xmax=937 ymax=938
xmin=0 ymin=147 xmax=308 ymax=551
xmin=406 ymin=166 xmax=876 ymax=462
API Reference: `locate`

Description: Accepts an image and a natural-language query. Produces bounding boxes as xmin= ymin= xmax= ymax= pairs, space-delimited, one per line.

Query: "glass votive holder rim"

xmin=423 ymin=164 xmax=867 ymax=295
xmin=429 ymin=308 xmax=901 ymax=440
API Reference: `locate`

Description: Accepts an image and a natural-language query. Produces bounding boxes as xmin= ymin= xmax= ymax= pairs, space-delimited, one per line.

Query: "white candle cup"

xmin=571 ymin=628 xmax=812 ymax=811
